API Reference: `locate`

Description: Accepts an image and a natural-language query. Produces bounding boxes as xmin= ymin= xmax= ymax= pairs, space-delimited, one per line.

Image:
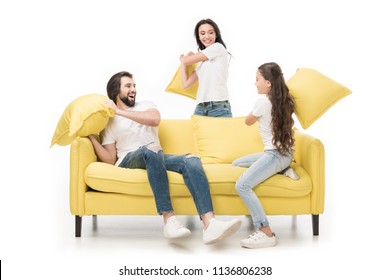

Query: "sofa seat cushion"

xmin=85 ymin=162 xmax=311 ymax=198
xmin=203 ymin=163 xmax=311 ymax=197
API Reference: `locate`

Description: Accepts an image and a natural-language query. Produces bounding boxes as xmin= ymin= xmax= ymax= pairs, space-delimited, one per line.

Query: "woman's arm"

xmin=179 ymin=51 xmax=208 ymax=89
xmin=181 ymin=51 xmax=208 ymax=65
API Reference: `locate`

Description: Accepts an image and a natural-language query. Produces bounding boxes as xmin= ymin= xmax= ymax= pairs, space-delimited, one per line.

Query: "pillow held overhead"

xmin=50 ymin=94 xmax=114 ymax=147
xmin=165 ymin=64 xmax=198 ymax=100
xmin=286 ymin=68 xmax=351 ymax=129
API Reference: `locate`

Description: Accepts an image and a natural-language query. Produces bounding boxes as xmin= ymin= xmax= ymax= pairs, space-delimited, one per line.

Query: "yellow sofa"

xmin=70 ymin=116 xmax=325 ymax=237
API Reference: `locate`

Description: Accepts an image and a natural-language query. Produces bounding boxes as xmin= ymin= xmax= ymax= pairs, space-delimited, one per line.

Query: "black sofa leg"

xmin=92 ymin=215 xmax=98 ymax=231
xmin=312 ymin=214 xmax=319 ymax=236
xmin=75 ymin=215 xmax=82 ymax=237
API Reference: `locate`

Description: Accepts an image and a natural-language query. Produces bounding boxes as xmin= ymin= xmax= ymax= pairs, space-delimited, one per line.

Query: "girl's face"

xmin=198 ymin=23 xmax=216 ymax=48
xmin=255 ymin=70 xmax=271 ymax=95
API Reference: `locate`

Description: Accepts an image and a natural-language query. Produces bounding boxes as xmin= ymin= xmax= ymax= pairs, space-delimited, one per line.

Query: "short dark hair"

xmin=106 ymin=71 xmax=133 ymax=102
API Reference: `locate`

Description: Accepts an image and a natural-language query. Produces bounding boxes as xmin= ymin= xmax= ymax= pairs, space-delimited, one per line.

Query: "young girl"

xmin=233 ymin=62 xmax=298 ymax=248
xmin=180 ymin=18 xmax=232 ymax=117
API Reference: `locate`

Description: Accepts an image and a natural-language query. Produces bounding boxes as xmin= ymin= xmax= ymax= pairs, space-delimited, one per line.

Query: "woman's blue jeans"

xmin=118 ymin=144 xmax=214 ymax=217
xmin=194 ymin=100 xmax=232 ymax=117
xmin=232 ymin=150 xmax=292 ymax=229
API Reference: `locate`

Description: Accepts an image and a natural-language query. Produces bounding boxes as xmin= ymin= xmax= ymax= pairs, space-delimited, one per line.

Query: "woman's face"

xmin=198 ymin=23 xmax=216 ymax=48
xmin=255 ymin=70 xmax=271 ymax=95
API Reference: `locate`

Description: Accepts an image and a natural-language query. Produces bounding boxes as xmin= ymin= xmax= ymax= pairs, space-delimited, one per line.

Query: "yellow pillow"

xmin=165 ymin=64 xmax=198 ymax=99
xmin=50 ymin=94 xmax=114 ymax=147
xmin=286 ymin=68 xmax=351 ymax=129
xmin=192 ymin=115 xmax=264 ymax=164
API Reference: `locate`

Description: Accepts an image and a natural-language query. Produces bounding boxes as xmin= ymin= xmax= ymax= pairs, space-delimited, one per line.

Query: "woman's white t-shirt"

xmin=195 ymin=42 xmax=229 ymax=104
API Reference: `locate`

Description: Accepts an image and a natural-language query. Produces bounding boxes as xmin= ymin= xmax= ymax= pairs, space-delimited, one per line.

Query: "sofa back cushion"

xmin=158 ymin=119 xmax=197 ymax=154
xmin=191 ymin=115 xmax=264 ymax=164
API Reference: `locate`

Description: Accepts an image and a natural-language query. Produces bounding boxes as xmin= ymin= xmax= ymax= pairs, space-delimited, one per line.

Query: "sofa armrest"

xmin=294 ymin=130 xmax=325 ymax=214
xmin=69 ymin=136 xmax=97 ymax=215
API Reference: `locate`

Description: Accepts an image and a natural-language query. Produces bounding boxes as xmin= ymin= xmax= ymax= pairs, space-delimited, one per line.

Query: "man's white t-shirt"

xmin=101 ymin=101 xmax=160 ymax=166
xmin=252 ymin=95 xmax=275 ymax=151
xmin=195 ymin=42 xmax=229 ymax=104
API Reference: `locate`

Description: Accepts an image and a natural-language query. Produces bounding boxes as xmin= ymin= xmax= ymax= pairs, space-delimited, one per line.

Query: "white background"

xmin=1 ymin=0 xmax=389 ymax=279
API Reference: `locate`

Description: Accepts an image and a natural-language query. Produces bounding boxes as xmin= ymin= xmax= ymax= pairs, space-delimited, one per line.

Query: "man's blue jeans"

xmin=194 ymin=100 xmax=232 ymax=117
xmin=118 ymin=144 xmax=214 ymax=217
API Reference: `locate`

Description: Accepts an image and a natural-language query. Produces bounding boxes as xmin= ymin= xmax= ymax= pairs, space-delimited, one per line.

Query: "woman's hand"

xmin=180 ymin=54 xmax=185 ymax=64
xmin=180 ymin=52 xmax=195 ymax=64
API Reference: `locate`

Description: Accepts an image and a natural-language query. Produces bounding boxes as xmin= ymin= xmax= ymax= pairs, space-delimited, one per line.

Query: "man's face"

xmin=118 ymin=76 xmax=137 ymax=107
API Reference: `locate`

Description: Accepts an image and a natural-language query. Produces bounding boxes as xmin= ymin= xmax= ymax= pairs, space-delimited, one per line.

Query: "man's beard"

xmin=120 ymin=95 xmax=135 ymax=107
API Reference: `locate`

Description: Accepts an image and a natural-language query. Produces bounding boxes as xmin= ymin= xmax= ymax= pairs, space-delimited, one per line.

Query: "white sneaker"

xmin=240 ymin=230 xmax=276 ymax=249
xmin=163 ymin=216 xmax=191 ymax=239
xmin=283 ymin=167 xmax=300 ymax=180
xmin=203 ymin=218 xmax=241 ymax=245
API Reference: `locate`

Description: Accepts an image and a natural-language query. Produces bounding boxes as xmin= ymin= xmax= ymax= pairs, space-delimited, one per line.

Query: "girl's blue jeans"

xmin=232 ymin=150 xmax=292 ymax=229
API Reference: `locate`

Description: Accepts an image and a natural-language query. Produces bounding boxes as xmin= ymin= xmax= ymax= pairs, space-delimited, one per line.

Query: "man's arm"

xmin=106 ymin=100 xmax=161 ymax=127
xmin=115 ymin=108 xmax=161 ymax=127
xmin=88 ymin=135 xmax=117 ymax=165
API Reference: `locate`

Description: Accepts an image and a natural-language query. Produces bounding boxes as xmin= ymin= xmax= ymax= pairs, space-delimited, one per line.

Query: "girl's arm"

xmin=245 ymin=113 xmax=259 ymax=126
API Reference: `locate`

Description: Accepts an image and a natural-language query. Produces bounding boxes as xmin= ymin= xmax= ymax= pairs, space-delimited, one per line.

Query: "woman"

xmin=233 ymin=62 xmax=299 ymax=249
xmin=180 ymin=18 xmax=232 ymax=117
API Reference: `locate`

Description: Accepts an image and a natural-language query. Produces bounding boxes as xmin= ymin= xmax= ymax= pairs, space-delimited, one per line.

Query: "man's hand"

xmin=105 ymin=100 xmax=119 ymax=113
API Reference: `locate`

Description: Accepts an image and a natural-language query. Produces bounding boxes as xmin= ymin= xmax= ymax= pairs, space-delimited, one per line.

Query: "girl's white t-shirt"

xmin=195 ymin=42 xmax=229 ymax=104
xmin=252 ymin=95 xmax=275 ymax=151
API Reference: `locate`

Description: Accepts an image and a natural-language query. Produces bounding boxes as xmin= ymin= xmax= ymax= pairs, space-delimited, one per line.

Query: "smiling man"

xmin=88 ymin=71 xmax=241 ymax=244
